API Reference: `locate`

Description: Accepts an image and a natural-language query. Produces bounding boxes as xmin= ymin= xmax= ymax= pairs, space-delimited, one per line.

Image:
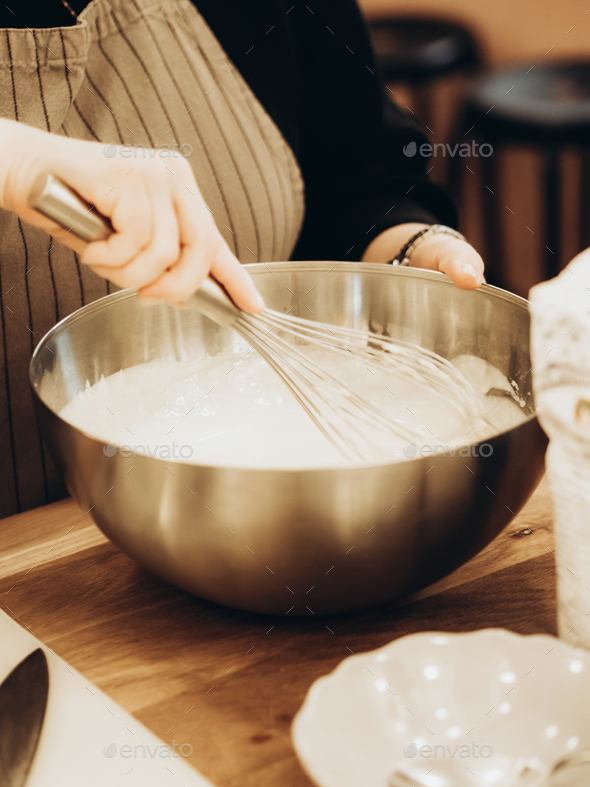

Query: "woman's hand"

xmin=362 ymin=223 xmax=485 ymax=290
xmin=0 ymin=119 xmax=264 ymax=311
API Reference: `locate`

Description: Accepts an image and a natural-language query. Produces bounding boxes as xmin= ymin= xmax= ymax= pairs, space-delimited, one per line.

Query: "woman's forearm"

xmin=0 ymin=119 xmax=66 ymax=218
xmin=0 ymin=118 xmax=35 ymax=212
xmin=361 ymin=223 xmax=431 ymax=264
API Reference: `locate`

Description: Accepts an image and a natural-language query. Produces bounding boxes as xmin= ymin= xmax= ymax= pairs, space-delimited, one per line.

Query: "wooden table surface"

xmin=0 ymin=478 xmax=556 ymax=787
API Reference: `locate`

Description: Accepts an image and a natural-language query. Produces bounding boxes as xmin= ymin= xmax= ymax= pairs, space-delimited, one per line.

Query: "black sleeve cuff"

xmin=293 ymin=179 xmax=458 ymax=262
xmin=336 ymin=189 xmax=458 ymax=261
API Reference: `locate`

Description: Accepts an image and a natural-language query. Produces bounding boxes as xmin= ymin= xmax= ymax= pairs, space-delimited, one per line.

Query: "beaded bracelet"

xmin=388 ymin=224 xmax=466 ymax=266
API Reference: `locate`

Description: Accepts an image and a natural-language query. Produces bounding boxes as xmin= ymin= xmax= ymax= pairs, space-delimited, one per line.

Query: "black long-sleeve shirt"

xmin=0 ymin=0 xmax=457 ymax=260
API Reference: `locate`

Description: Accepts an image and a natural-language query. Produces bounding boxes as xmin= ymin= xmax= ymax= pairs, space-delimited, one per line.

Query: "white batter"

xmin=59 ymin=348 xmax=528 ymax=468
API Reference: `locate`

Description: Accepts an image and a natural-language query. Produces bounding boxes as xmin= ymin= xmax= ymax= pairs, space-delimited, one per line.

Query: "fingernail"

xmin=461 ymin=263 xmax=479 ymax=283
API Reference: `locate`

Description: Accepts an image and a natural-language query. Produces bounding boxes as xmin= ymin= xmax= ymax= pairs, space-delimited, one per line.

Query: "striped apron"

xmin=0 ymin=0 xmax=305 ymax=517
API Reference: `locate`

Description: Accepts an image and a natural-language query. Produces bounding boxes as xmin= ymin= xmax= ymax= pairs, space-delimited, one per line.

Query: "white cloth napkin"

xmin=530 ymin=249 xmax=590 ymax=392
xmin=530 ymin=249 xmax=590 ymax=650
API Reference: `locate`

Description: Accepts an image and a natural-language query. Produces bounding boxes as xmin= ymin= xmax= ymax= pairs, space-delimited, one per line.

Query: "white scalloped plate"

xmin=292 ymin=629 xmax=590 ymax=787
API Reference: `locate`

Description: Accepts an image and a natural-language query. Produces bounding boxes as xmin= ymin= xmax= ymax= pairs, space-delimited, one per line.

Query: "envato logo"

xmin=403 ymin=141 xmax=493 ymax=158
xmin=403 ymin=741 xmax=493 ymax=759
xmin=103 ymin=741 xmax=193 ymax=759
xmin=103 ymin=142 xmax=193 ymax=159
xmin=103 ymin=442 xmax=193 ymax=459
xmin=403 ymin=442 xmax=493 ymax=459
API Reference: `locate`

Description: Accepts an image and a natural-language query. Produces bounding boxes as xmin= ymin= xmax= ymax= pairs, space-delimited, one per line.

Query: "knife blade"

xmin=0 ymin=649 xmax=49 ymax=787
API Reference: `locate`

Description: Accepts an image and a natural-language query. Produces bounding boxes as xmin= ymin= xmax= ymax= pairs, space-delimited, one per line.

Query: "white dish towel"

xmin=530 ymin=248 xmax=590 ymax=650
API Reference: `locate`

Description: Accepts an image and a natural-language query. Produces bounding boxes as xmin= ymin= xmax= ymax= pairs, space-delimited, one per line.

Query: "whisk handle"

xmin=28 ymin=173 xmax=242 ymax=327
xmin=186 ymin=278 xmax=241 ymax=327
xmin=29 ymin=172 xmax=114 ymax=242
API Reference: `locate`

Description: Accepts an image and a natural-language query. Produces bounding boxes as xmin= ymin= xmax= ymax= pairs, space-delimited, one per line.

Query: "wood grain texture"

xmin=0 ymin=478 xmax=556 ymax=787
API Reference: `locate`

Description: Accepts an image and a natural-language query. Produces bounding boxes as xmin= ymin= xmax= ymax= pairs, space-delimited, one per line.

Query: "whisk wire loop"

xmin=254 ymin=309 xmax=485 ymax=417
xmin=234 ymin=308 xmax=488 ymax=463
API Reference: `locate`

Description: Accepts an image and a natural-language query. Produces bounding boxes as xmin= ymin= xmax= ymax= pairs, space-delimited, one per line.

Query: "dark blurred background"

xmin=360 ymin=0 xmax=590 ymax=297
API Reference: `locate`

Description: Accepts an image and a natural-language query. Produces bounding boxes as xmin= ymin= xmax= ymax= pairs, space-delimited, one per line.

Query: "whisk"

xmin=30 ymin=173 xmax=488 ymax=463
xmin=189 ymin=279 xmax=490 ymax=461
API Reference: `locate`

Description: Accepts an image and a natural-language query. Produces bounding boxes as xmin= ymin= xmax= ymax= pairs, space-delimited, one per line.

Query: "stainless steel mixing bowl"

xmin=29 ymin=263 xmax=547 ymax=615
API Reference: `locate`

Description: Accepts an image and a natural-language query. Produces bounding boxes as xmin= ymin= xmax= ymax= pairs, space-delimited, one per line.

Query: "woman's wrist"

xmin=389 ymin=224 xmax=466 ymax=267
xmin=0 ymin=118 xmax=25 ymax=211
xmin=361 ymin=223 xmax=431 ymax=265
xmin=0 ymin=120 xmax=93 ymax=228
xmin=0 ymin=119 xmax=51 ymax=214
